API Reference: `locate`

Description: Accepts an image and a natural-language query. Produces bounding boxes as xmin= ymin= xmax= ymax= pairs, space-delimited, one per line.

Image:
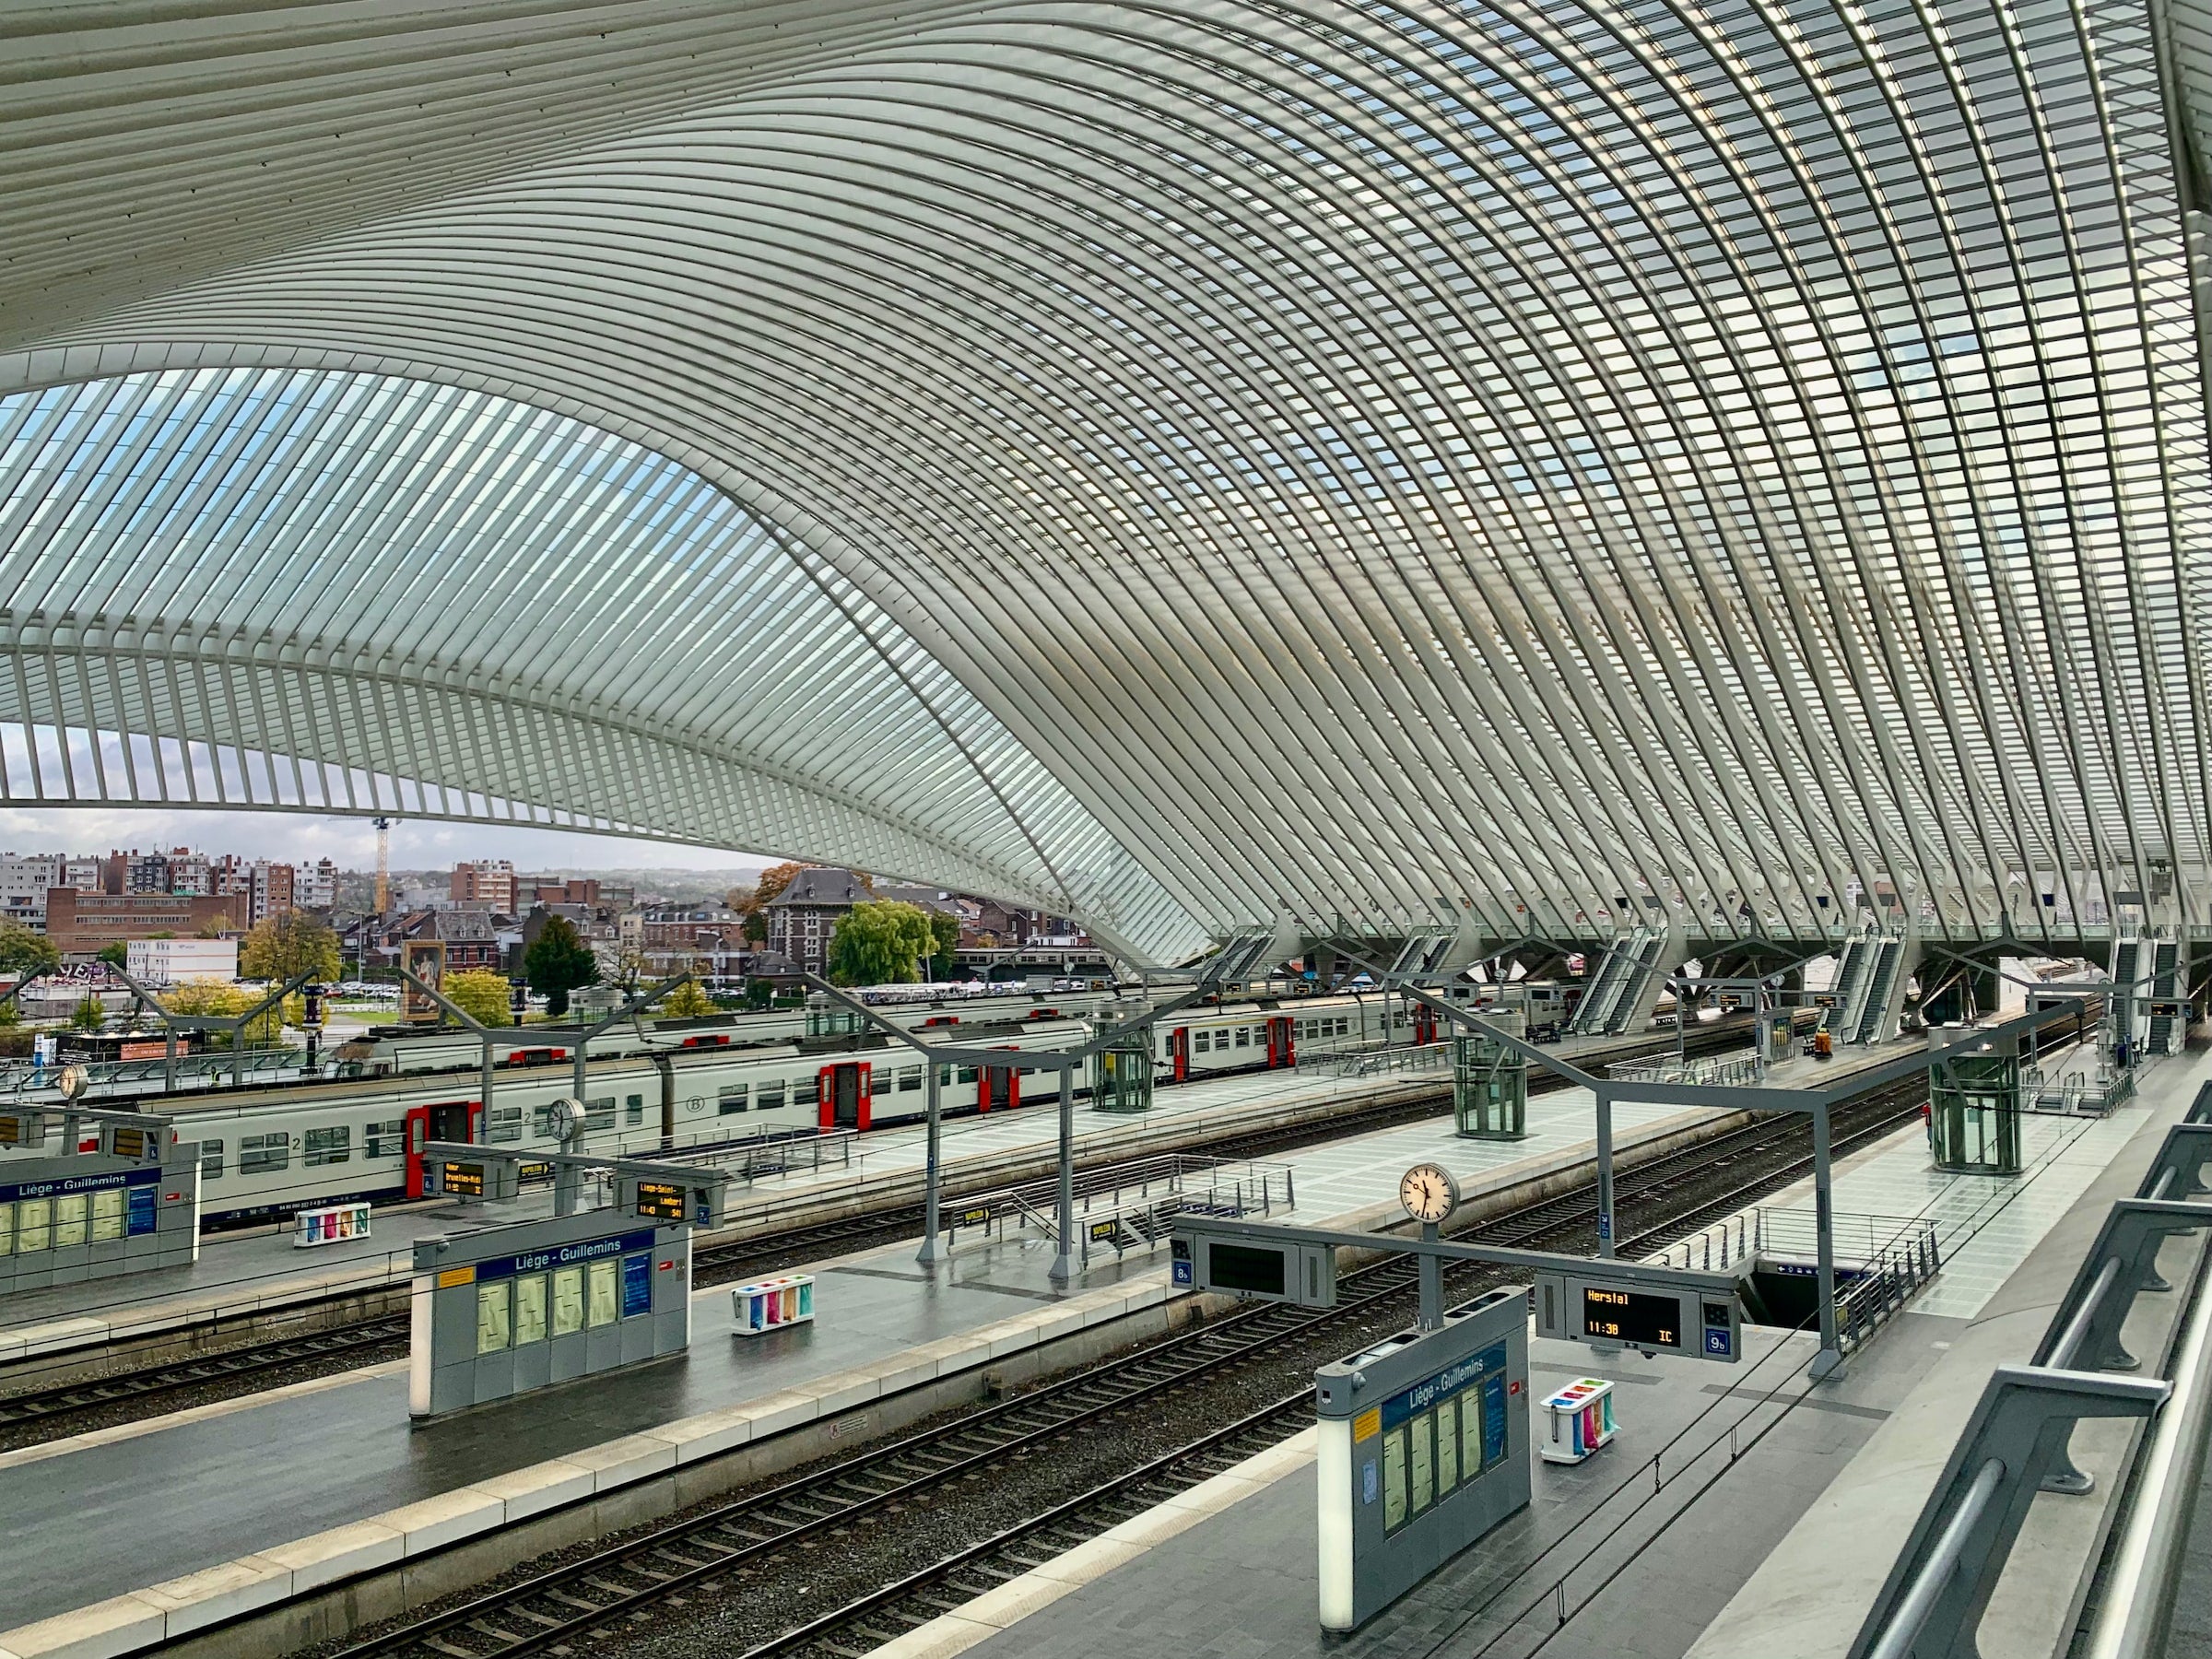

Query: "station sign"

xmin=1535 ymin=1266 xmax=1741 ymax=1361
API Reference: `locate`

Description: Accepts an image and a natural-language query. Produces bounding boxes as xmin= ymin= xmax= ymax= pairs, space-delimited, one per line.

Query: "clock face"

xmin=1400 ymin=1162 xmax=1460 ymax=1224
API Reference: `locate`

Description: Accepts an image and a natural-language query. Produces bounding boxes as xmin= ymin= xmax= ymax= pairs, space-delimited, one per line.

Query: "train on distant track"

xmin=0 ymin=981 xmax=1609 ymax=1229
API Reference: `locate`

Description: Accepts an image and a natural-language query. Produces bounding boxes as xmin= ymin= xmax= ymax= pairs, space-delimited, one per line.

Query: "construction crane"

xmin=372 ymin=816 xmax=392 ymax=914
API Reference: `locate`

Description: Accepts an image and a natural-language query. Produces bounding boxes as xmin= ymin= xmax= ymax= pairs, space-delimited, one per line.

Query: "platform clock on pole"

xmin=1400 ymin=1162 xmax=1460 ymax=1225
xmin=1401 ymin=1162 xmax=1460 ymax=1329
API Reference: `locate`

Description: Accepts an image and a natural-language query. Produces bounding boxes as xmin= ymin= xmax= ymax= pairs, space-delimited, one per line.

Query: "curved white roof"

xmin=2 ymin=1 xmax=2207 ymax=959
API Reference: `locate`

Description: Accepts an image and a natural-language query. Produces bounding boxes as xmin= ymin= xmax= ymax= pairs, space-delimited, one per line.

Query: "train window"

xmin=304 ymin=1125 xmax=350 ymax=1166
xmin=940 ymin=1065 xmax=955 ymax=1088
xmin=366 ymin=1121 xmax=404 ymax=1159
xmin=757 ymin=1082 xmax=786 ymax=1112
xmin=900 ymin=1067 xmax=923 ymax=1092
xmin=957 ymin=1066 xmax=977 ymax=1084
xmin=584 ymin=1096 xmax=616 ymax=1133
xmin=488 ymin=1107 xmax=523 ymax=1145
xmin=870 ymin=1071 xmax=890 ymax=1096
xmin=240 ymin=1133 xmax=290 ymax=1174
xmin=1335 ymin=1018 xmax=1350 ymax=1036
xmin=533 ymin=1103 xmax=562 ymax=1136
xmin=1195 ymin=1031 xmax=1211 ymax=1053
xmin=198 ymin=1138 xmax=225 ymax=1180
xmin=794 ymin=1077 xmax=819 ymax=1106
xmin=1234 ymin=1029 xmax=1250 ymax=1048
xmin=626 ymin=1094 xmax=644 ymax=1127
xmin=719 ymin=1084 xmax=748 ymax=1115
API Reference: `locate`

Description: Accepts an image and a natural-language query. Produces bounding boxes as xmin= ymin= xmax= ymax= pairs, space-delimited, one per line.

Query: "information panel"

xmin=1314 ymin=1287 xmax=1532 ymax=1631
xmin=1535 ymin=1266 xmax=1742 ymax=1363
xmin=409 ymin=1210 xmax=690 ymax=1419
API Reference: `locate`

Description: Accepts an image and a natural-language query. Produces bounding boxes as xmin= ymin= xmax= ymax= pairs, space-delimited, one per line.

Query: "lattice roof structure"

xmin=3 ymin=1 xmax=2210 ymax=961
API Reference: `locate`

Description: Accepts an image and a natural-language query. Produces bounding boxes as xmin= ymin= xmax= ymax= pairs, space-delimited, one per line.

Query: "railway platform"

xmin=0 ymin=1023 xmax=1738 ymax=1382
xmin=856 ymin=1045 xmax=2212 ymax=1659
xmin=0 ymin=1035 xmax=1920 ymax=1658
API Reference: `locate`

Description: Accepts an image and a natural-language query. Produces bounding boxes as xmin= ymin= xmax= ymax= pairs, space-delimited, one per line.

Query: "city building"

xmin=125 ymin=937 xmax=240 ymax=982
xmin=44 ymin=890 xmax=251 ymax=960
xmin=765 ymin=868 xmax=869 ymax=975
xmin=624 ymin=904 xmax=741 ymax=979
xmin=296 ymin=858 xmax=338 ymax=912
xmin=0 ymin=855 xmax=65 ymax=926
xmin=526 ymin=877 xmax=600 ymax=907
xmin=451 ymin=859 xmax=519 ymax=912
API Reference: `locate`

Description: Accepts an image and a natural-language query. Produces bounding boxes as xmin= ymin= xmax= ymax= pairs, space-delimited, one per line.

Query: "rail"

xmin=1848 ymin=1086 xmax=2212 ymax=1659
xmin=939 ymin=1152 xmax=1296 ymax=1265
xmin=634 ymin=1124 xmax=858 ymax=1184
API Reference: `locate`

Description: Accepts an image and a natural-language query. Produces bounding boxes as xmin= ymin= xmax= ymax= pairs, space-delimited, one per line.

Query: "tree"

xmin=444 ymin=968 xmax=515 ymax=1028
xmin=161 ymin=976 xmax=289 ymax=1047
xmin=742 ymin=911 xmax=768 ymax=946
xmin=745 ymin=977 xmax=775 ymax=1010
xmin=925 ymin=911 xmax=960 ymax=980
xmin=96 ymin=942 xmax=129 ymax=970
xmin=523 ymin=915 xmax=599 ymax=1017
xmin=71 ymin=994 xmax=106 ymax=1031
xmin=0 ymin=920 xmax=60 ymax=980
xmin=825 ymin=899 xmax=935 ymax=986
xmin=240 ymin=911 xmax=341 ymax=984
xmin=657 ymin=979 xmax=717 ymax=1019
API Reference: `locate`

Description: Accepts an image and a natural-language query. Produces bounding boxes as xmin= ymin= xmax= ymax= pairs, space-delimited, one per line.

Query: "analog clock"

xmin=1399 ymin=1162 xmax=1460 ymax=1224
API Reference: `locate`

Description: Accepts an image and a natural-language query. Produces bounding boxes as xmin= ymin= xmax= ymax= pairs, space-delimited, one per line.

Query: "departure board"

xmin=633 ymin=1181 xmax=688 ymax=1222
xmin=110 ymin=1127 xmax=147 ymax=1160
xmin=1581 ymin=1286 xmax=1681 ymax=1348
xmin=439 ymin=1160 xmax=487 ymax=1197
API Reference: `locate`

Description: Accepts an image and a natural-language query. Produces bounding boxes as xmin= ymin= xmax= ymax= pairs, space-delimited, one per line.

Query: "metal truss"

xmin=0 ymin=0 xmax=2208 ymax=961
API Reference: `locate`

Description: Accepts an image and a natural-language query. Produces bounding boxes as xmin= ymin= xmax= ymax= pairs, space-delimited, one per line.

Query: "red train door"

xmin=406 ymin=1100 xmax=477 ymax=1195
xmin=1413 ymin=1006 xmax=1438 ymax=1045
xmin=818 ymin=1062 xmax=872 ymax=1132
xmin=1266 ymin=1016 xmax=1295 ymax=1069
xmin=1169 ymin=1027 xmax=1190 ymax=1083
xmin=978 ymin=1057 xmax=1021 ymax=1113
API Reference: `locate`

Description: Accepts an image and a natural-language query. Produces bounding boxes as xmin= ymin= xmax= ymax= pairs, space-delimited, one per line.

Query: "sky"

xmin=0 ymin=806 xmax=771 ymax=875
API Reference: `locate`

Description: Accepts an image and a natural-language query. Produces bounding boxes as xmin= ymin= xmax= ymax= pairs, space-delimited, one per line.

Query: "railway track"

xmin=0 ymin=1022 xmax=1747 ymax=1445
xmin=317 ymin=1080 xmax=1922 ymax=1659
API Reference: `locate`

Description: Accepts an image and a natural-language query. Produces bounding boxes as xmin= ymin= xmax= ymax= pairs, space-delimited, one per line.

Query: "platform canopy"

xmin=4 ymin=1 xmax=2212 ymax=962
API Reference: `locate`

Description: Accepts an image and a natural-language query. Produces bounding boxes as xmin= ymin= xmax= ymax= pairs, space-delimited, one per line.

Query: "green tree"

xmin=0 ymin=997 xmax=19 ymax=1028
xmin=925 ymin=911 xmax=960 ymax=980
xmin=657 ymin=978 xmax=717 ymax=1019
xmin=240 ymin=911 xmax=341 ymax=984
xmin=745 ymin=977 xmax=775 ymax=1010
xmin=71 ymin=994 xmax=106 ymax=1031
xmin=0 ymin=920 xmax=61 ymax=979
xmin=96 ymin=942 xmax=128 ymax=970
xmin=523 ymin=915 xmax=599 ymax=1017
xmin=825 ymin=899 xmax=935 ymax=986
xmin=742 ymin=911 xmax=768 ymax=946
xmin=444 ymin=968 xmax=515 ymax=1028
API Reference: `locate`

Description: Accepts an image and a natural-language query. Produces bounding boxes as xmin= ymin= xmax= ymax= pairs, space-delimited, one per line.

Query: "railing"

xmin=0 ymin=1045 xmax=313 ymax=1099
xmin=939 ymin=1152 xmax=1296 ymax=1265
xmin=647 ymin=1124 xmax=858 ymax=1183
xmin=1607 ymin=1047 xmax=1760 ymax=1088
xmin=1835 ymin=1225 xmax=1944 ymax=1355
xmin=1322 ymin=1042 xmax=1452 ymax=1079
xmin=1848 ymin=1087 xmax=2212 ymax=1659
xmin=1650 ymin=1206 xmax=1937 ymax=1287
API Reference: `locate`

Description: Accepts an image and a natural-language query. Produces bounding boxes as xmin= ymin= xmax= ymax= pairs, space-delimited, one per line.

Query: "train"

xmin=0 ymin=984 xmax=1565 ymax=1229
